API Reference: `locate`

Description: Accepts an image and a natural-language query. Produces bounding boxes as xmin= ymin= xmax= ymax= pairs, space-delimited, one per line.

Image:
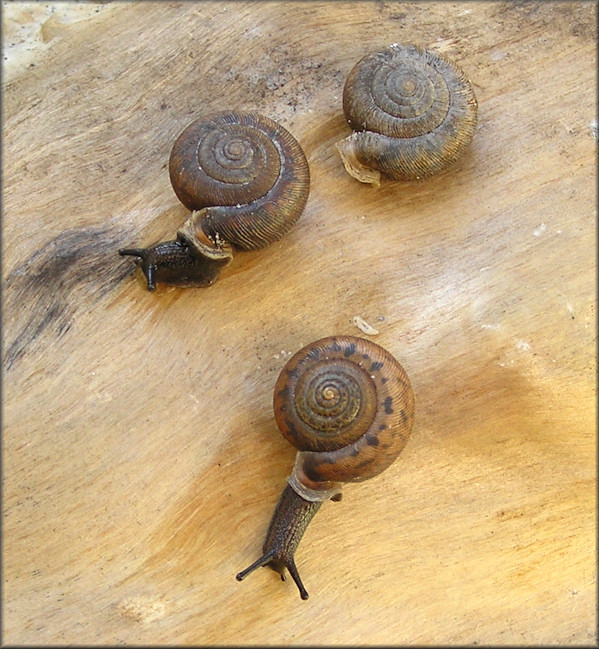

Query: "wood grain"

xmin=2 ymin=1 xmax=596 ymax=644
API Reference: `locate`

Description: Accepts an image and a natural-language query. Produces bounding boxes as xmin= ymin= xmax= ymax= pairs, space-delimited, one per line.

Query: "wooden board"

xmin=2 ymin=1 xmax=596 ymax=644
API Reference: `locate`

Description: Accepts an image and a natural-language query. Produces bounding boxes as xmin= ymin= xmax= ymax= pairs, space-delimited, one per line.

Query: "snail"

xmin=336 ymin=43 xmax=478 ymax=186
xmin=236 ymin=335 xmax=415 ymax=600
xmin=119 ymin=111 xmax=310 ymax=290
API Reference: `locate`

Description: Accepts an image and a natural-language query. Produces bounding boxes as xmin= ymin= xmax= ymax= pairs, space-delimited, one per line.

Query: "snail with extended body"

xmin=336 ymin=43 xmax=478 ymax=186
xmin=119 ymin=111 xmax=310 ymax=290
xmin=236 ymin=335 xmax=415 ymax=599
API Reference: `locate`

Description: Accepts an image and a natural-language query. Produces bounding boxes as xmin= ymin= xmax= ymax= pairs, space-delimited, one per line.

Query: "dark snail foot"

xmin=236 ymin=550 xmax=310 ymax=600
xmin=119 ymin=237 xmax=230 ymax=291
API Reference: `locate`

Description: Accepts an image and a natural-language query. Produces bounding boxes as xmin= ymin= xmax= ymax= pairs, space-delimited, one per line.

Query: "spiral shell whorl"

xmin=338 ymin=44 xmax=477 ymax=183
xmin=273 ymin=336 xmax=415 ymax=485
xmin=170 ymin=111 xmax=309 ymax=250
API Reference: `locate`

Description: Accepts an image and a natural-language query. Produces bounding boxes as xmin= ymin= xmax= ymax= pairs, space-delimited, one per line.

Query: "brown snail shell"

xmin=170 ymin=111 xmax=310 ymax=252
xmin=119 ymin=111 xmax=310 ymax=290
xmin=273 ymin=335 xmax=415 ymax=487
xmin=336 ymin=43 xmax=478 ymax=186
xmin=236 ymin=335 xmax=415 ymax=599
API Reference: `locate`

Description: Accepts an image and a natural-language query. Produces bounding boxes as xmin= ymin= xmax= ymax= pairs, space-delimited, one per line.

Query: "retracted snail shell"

xmin=336 ymin=43 xmax=478 ymax=186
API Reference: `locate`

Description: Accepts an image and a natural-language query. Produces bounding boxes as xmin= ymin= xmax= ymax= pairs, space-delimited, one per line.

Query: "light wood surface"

xmin=2 ymin=1 xmax=596 ymax=645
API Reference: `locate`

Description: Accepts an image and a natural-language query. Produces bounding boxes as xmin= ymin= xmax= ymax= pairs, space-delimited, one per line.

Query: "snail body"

xmin=119 ymin=111 xmax=310 ymax=290
xmin=336 ymin=43 xmax=478 ymax=186
xmin=236 ymin=335 xmax=415 ymax=599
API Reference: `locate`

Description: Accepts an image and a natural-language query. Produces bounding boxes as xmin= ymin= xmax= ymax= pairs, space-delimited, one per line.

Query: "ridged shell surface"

xmin=273 ymin=336 xmax=415 ymax=484
xmin=170 ymin=111 xmax=309 ymax=250
xmin=338 ymin=43 xmax=477 ymax=181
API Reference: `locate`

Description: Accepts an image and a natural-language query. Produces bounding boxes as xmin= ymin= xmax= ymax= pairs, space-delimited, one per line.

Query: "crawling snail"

xmin=336 ymin=43 xmax=478 ymax=186
xmin=236 ymin=335 xmax=415 ymax=599
xmin=119 ymin=111 xmax=310 ymax=290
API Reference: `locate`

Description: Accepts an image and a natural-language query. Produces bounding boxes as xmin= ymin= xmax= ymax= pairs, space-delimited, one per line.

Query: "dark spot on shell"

xmin=381 ymin=377 xmax=388 ymax=384
xmin=344 ymin=342 xmax=356 ymax=357
xmin=351 ymin=456 xmax=376 ymax=471
xmin=286 ymin=367 xmax=300 ymax=379
xmin=366 ymin=434 xmax=379 ymax=446
xmin=307 ymin=346 xmax=320 ymax=360
xmin=379 ymin=424 xmax=387 ymax=430
xmin=350 ymin=447 xmax=360 ymax=457
xmin=362 ymin=353 xmax=370 ymax=360
xmin=383 ymin=396 xmax=394 ymax=414
xmin=331 ymin=341 xmax=342 ymax=352
xmin=399 ymin=408 xmax=408 ymax=425
xmin=369 ymin=361 xmax=383 ymax=372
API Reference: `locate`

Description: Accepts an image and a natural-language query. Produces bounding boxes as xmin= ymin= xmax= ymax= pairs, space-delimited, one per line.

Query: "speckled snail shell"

xmin=236 ymin=335 xmax=415 ymax=600
xmin=336 ymin=43 xmax=478 ymax=186
xmin=119 ymin=110 xmax=310 ymax=290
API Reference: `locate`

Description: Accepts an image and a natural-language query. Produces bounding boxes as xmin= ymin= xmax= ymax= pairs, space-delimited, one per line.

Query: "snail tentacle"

xmin=236 ymin=485 xmax=321 ymax=600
